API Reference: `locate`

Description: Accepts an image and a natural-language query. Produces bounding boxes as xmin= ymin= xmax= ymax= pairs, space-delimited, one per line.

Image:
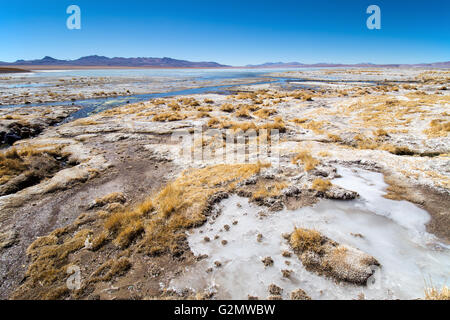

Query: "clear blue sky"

xmin=0 ymin=0 xmax=449 ymax=65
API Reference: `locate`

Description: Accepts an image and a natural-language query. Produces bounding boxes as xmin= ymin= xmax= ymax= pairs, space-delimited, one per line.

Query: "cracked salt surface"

xmin=170 ymin=167 xmax=449 ymax=300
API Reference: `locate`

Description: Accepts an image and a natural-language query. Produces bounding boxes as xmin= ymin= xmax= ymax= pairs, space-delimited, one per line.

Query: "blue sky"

xmin=0 ymin=0 xmax=449 ymax=65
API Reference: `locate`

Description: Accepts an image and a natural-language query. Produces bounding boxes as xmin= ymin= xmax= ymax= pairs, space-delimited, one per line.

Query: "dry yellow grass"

xmin=299 ymin=120 xmax=327 ymax=134
xmin=292 ymin=150 xmax=319 ymax=171
xmin=260 ymin=117 xmax=287 ymax=133
xmin=23 ymin=229 xmax=92 ymax=288
xmin=311 ymin=178 xmax=332 ymax=192
xmin=424 ymin=285 xmax=449 ymax=300
xmin=253 ymin=108 xmax=276 ymax=119
xmin=327 ymin=133 xmax=342 ymax=142
xmin=234 ymin=105 xmax=252 ymax=118
xmin=168 ymin=101 xmax=180 ymax=111
xmin=423 ymin=119 xmax=450 ymax=137
xmin=73 ymin=119 xmax=100 ymax=126
xmin=220 ymin=103 xmax=235 ymax=113
xmin=291 ymin=118 xmax=308 ymax=124
xmin=290 ymin=228 xmax=323 ymax=253
xmin=252 ymin=181 xmax=288 ymax=200
xmin=153 ymin=112 xmax=186 ymax=122
xmin=318 ymin=151 xmax=331 ymax=157
xmin=0 ymin=144 xmax=69 ymax=187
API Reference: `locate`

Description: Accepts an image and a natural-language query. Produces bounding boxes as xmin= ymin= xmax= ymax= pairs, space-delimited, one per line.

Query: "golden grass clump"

xmin=207 ymin=117 xmax=221 ymax=128
xmin=220 ymin=103 xmax=235 ymax=113
xmin=178 ymin=97 xmax=200 ymax=107
xmin=253 ymin=108 xmax=276 ymax=119
xmin=153 ymin=112 xmax=186 ymax=122
xmin=327 ymin=133 xmax=342 ymax=142
xmin=290 ymin=228 xmax=323 ymax=253
xmin=260 ymin=117 xmax=287 ymax=133
xmin=311 ymin=178 xmax=332 ymax=192
xmin=292 ymin=150 xmax=319 ymax=171
xmin=423 ymin=119 xmax=450 ymax=137
xmin=94 ymin=192 xmax=126 ymax=207
xmin=252 ymin=181 xmax=288 ymax=200
xmin=318 ymin=151 xmax=331 ymax=157
xmin=291 ymin=118 xmax=308 ymax=124
xmin=0 ymin=148 xmax=27 ymax=185
xmin=90 ymin=257 xmax=132 ymax=283
xmin=21 ymin=229 xmax=92 ymax=291
xmin=299 ymin=120 xmax=327 ymax=134
xmin=168 ymin=101 xmax=180 ymax=111
xmin=424 ymin=285 xmax=449 ymax=300
xmin=290 ymin=91 xmax=314 ymax=101
xmin=73 ymin=119 xmax=100 ymax=126
xmin=235 ymin=92 xmax=257 ymax=100
xmin=373 ymin=128 xmax=389 ymax=137
xmin=234 ymin=105 xmax=252 ymax=118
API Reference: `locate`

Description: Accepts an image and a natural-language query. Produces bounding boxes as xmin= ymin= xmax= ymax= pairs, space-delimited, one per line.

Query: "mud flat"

xmin=0 ymin=68 xmax=448 ymax=300
xmin=0 ymin=67 xmax=31 ymax=74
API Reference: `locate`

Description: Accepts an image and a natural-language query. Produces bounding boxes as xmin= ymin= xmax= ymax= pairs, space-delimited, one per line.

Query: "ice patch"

xmin=170 ymin=167 xmax=449 ymax=300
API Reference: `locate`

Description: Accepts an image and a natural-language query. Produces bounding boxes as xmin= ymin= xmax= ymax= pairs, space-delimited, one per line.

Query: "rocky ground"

xmin=0 ymin=68 xmax=448 ymax=300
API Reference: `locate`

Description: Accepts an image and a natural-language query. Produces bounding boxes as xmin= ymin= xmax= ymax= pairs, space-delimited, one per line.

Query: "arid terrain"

xmin=0 ymin=68 xmax=448 ymax=300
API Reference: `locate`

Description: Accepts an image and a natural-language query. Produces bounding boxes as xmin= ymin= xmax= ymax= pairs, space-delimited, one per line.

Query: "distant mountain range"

xmin=247 ymin=61 xmax=450 ymax=68
xmin=0 ymin=55 xmax=229 ymax=68
xmin=0 ymin=56 xmax=449 ymax=69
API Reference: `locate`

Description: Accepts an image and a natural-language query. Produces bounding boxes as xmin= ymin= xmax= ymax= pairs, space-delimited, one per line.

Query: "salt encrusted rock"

xmin=323 ymin=186 xmax=359 ymax=200
xmin=282 ymin=185 xmax=302 ymax=197
xmin=289 ymin=228 xmax=380 ymax=285
xmin=269 ymin=200 xmax=284 ymax=212
xmin=0 ymin=230 xmax=18 ymax=250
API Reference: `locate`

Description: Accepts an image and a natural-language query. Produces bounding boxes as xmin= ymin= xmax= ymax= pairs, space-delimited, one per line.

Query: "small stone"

xmin=290 ymin=289 xmax=311 ymax=300
xmin=351 ymin=233 xmax=364 ymax=238
xmin=248 ymin=295 xmax=259 ymax=300
xmin=262 ymin=256 xmax=274 ymax=267
xmin=285 ymin=261 xmax=291 ymax=266
xmin=224 ymin=225 xmax=230 ymax=231
xmin=214 ymin=261 xmax=222 ymax=268
xmin=232 ymin=220 xmax=238 ymax=225
xmin=257 ymin=234 xmax=263 ymax=242
xmin=206 ymin=268 xmax=213 ymax=273
xmin=281 ymin=270 xmax=292 ymax=278
xmin=204 ymin=237 xmax=210 ymax=242
xmin=281 ymin=250 xmax=291 ymax=258
xmin=221 ymin=240 xmax=228 ymax=246
xmin=268 ymin=284 xmax=283 ymax=296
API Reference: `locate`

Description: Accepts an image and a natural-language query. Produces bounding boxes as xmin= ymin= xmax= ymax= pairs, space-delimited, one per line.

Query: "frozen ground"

xmin=170 ymin=166 xmax=449 ymax=300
